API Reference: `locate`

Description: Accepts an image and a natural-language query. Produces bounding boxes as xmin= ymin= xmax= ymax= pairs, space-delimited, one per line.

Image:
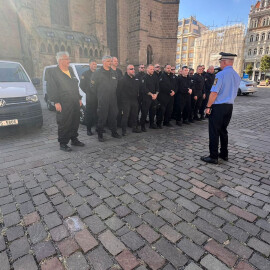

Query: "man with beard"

xmin=90 ymin=56 xmax=121 ymax=142
xmin=79 ymin=59 xmax=97 ymax=135
xmin=154 ymin=63 xmax=162 ymax=79
xmin=47 ymin=51 xmax=84 ymax=151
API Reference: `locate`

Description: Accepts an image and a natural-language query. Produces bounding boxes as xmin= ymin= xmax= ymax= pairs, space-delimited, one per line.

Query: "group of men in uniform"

xmin=48 ymin=51 xmax=241 ymax=166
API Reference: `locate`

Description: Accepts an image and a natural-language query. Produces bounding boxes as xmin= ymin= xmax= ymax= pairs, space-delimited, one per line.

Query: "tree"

xmin=245 ymin=63 xmax=253 ymax=77
xmin=260 ymin=55 xmax=270 ymax=73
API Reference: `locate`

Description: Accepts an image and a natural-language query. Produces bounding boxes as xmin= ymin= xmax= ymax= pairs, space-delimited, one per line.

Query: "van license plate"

xmin=0 ymin=119 xmax=18 ymax=126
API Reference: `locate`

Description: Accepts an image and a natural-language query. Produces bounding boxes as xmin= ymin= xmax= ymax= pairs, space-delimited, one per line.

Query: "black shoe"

xmin=141 ymin=126 xmax=146 ymax=132
xmin=122 ymin=130 xmax=127 ymax=136
xmin=132 ymin=128 xmax=142 ymax=133
xmin=219 ymin=153 xmax=228 ymax=161
xmin=60 ymin=144 xmax=72 ymax=152
xmin=189 ymin=119 xmax=194 ymax=123
xmin=200 ymin=115 xmax=206 ymax=120
xmin=149 ymin=124 xmax=157 ymax=129
xmin=157 ymin=124 xmax=163 ymax=129
xmin=96 ymin=128 xmax=106 ymax=133
xmin=112 ymin=132 xmax=121 ymax=139
xmin=164 ymin=122 xmax=173 ymax=127
xmin=201 ymin=156 xmax=218 ymax=164
xmin=71 ymin=139 xmax=85 ymax=146
xmin=193 ymin=117 xmax=201 ymax=121
xmin=87 ymin=129 xmax=93 ymax=136
xmin=183 ymin=120 xmax=190 ymax=125
xmin=98 ymin=133 xmax=105 ymax=142
xmin=176 ymin=121 xmax=182 ymax=126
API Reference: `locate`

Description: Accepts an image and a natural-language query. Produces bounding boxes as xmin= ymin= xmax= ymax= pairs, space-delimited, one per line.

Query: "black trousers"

xmin=157 ymin=96 xmax=174 ymax=125
xmin=192 ymin=95 xmax=203 ymax=118
xmin=209 ymin=104 xmax=233 ymax=159
xmin=97 ymin=95 xmax=118 ymax=133
xmin=199 ymin=92 xmax=210 ymax=116
xmin=121 ymin=100 xmax=138 ymax=131
xmin=56 ymin=103 xmax=80 ymax=144
xmin=86 ymin=96 xmax=97 ymax=131
xmin=140 ymin=98 xmax=158 ymax=126
xmin=176 ymin=94 xmax=192 ymax=122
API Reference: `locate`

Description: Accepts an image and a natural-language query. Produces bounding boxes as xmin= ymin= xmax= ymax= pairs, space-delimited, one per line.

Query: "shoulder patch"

xmin=112 ymin=76 xmax=117 ymax=80
xmin=213 ymin=78 xmax=218 ymax=86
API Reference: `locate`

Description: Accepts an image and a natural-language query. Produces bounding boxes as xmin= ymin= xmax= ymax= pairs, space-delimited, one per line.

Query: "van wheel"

xmin=80 ymin=106 xmax=86 ymax=125
xmin=242 ymin=93 xmax=249 ymax=96
xmin=237 ymin=89 xmax=242 ymax=96
xmin=47 ymin=100 xmax=55 ymax=111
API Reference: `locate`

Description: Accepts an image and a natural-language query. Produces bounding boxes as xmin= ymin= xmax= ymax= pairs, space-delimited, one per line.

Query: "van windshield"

xmin=0 ymin=62 xmax=30 ymax=82
xmin=75 ymin=65 xmax=90 ymax=78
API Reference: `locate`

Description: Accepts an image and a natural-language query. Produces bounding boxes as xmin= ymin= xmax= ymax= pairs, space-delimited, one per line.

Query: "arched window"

xmin=84 ymin=48 xmax=88 ymax=57
xmin=40 ymin=43 xmax=46 ymax=53
xmin=248 ymin=49 xmax=252 ymax=56
xmin=89 ymin=49 xmax=93 ymax=57
xmin=266 ymin=47 xmax=269 ymax=54
xmin=67 ymin=46 xmax=71 ymax=55
xmin=256 ymin=62 xmax=260 ymax=68
xmin=54 ymin=44 xmax=59 ymax=53
xmin=79 ymin=47 xmax=83 ymax=57
xmin=95 ymin=49 xmax=98 ymax=57
xmin=60 ymin=45 xmax=65 ymax=51
xmin=250 ymin=35 xmax=254 ymax=42
xmin=268 ymin=32 xmax=270 ymax=39
xmin=256 ymin=34 xmax=259 ymax=41
xmin=48 ymin=44 xmax=53 ymax=54
xmin=262 ymin=33 xmax=265 ymax=40
xmin=254 ymin=48 xmax=257 ymax=55
xmin=147 ymin=45 xmax=153 ymax=65
xmin=263 ymin=18 xmax=267 ymax=26
xmin=100 ymin=50 xmax=103 ymax=58
xmin=259 ymin=48 xmax=263 ymax=54
xmin=267 ymin=17 xmax=270 ymax=26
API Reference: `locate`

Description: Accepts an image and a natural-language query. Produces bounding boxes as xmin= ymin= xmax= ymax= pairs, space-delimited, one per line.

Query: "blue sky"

xmin=179 ymin=0 xmax=258 ymax=28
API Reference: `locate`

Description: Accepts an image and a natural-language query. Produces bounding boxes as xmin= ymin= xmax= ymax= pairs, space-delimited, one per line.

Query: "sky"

xmin=179 ymin=0 xmax=258 ymax=28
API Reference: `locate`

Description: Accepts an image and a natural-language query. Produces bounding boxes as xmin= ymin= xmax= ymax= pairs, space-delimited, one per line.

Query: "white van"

xmin=0 ymin=61 xmax=43 ymax=128
xmin=43 ymin=63 xmax=102 ymax=124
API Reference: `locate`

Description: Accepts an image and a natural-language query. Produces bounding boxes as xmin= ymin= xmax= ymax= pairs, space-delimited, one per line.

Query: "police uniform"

xmin=201 ymin=52 xmax=241 ymax=164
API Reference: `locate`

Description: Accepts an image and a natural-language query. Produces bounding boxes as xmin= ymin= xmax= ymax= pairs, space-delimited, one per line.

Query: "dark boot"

xmin=60 ymin=144 xmax=72 ymax=152
xmin=112 ymin=131 xmax=121 ymax=139
xmin=87 ymin=128 xmax=93 ymax=136
xmin=132 ymin=127 xmax=142 ymax=133
xmin=122 ymin=129 xmax=127 ymax=136
xmin=98 ymin=132 xmax=105 ymax=142
xmin=176 ymin=121 xmax=182 ymax=126
xmin=141 ymin=125 xmax=146 ymax=132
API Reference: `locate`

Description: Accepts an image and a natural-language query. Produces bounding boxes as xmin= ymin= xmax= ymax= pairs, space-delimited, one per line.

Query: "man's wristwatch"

xmin=206 ymin=106 xmax=212 ymax=109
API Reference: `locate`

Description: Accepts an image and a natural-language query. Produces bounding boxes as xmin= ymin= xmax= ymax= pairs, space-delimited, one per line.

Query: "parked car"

xmin=43 ymin=63 xmax=102 ymax=124
xmin=0 ymin=61 xmax=43 ymax=128
xmin=238 ymin=79 xmax=258 ymax=96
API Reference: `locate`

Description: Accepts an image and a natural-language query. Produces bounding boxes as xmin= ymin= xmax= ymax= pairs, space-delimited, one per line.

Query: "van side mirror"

xmin=32 ymin=78 xmax=41 ymax=86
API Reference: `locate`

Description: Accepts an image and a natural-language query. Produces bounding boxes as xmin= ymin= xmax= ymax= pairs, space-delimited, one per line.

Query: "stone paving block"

xmin=32 ymin=193 xmax=48 ymax=205
xmin=116 ymin=249 xmax=140 ymax=270
xmin=228 ymin=205 xmax=257 ymax=222
xmin=204 ymin=239 xmax=238 ymax=267
xmin=0 ymin=195 xmax=13 ymax=206
xmin=75 ymin=228 xmax=98 ymax=253
xmin=0 ymin=236 xmax=6 ymax=251
xmin=19 ymin=201 xmax=35 ymax=216
xmin=1 ymin=202 xmax=17 ymax=215
xmin=122 ymin=184 xmax=140 ymax=195
xmin=87 ymin=246 xmax=113 ymax=270
xmin=190 ymin=187 xmax=212 ymax=199
xmin=227 ymin=196 xmax=248 ymax=209
xmin=177 ymin=238 xmax=204 ymax=261
xmin=200 ymin=254 xmax=230 ymax=270
xmin=45 ymin=186 xmax=59 ymax=196
xmin=226 ymin=238 xmax=253 ymax=259
xmin=248 ymin=237 xmax=270 ymax=256
xmin=10 ymin=236 xmax=30 ymax=260
xmin=76 ymin=204 xmax=92 ymax=219
xmin=159 ymin=224 xmax=182 ymax=243
xmin=193 ymin=218 xmax=228 ymax=244
xmin=94 ymin=186 xmax=111 ymax=199
xmin=37 ymin=202 xmax=54 ymax=216
xmin=250 ymin=253 xmax=270 ymax=270
xmin=137 ymin=224 xmax=160 ymax=243
xmin=27 ymin=222 xmax=47 ymax=244
xmin=209 ymin=196 xmax=230 ymax=209
xmin=23 ymin=211 xmax=40 ymax=226
xmin=158 ymin=209 xmax=181 ymax=226
xmin=256 ymin=219 xmax=270 ymax=232
xmin=66 ymin=252 xmax=89 ymax=270
xmin=235 ymin=186 xmax=255 ymax=196
xmin=115 ymin=205 xmax=132 ymax=217
xmin=105 ymin=216 xmax=125 ymax=231
xmin=50 ymin=225 xmax=69 ymax=242
xmin=128 ymin=202 xmax=148 ymax=215
xmin=4 ymin=211 xmax=20 ymax=227
xmin=124 ymin=214 xmax=143 ymax=228
xmin=175 ymin=197 xmax=200 ymax=213
xmin=58 ymin=238 xmax=79 ymax=257
xmin=235 ymin=219 xmax=260 ymax=236
xmin=247 ymin=205 xmax=269 ymax=218
xmin=84 ymin=215 xmax=106 ymax=234
xmin=44 ymin=212 xmax=62 ymax=229
xmin=223 ymin=223 xmax=249 ymax=242
xmin=138 ymin=245 xmax=165 ymax=270
xmin=142 ymin=212 xmax=166 ymax=229
xmin=203 ymin=185 xmax=227 ymax=199
xmin=155 ymin=238 xmax=188 ymax=268
xmin=6 ymin=226 xmax=24 ymax=242
xmin=197 ymin=209 xmax=225 ymax=228
xmin=234 ymin=261 xmax=255 ymax=270
xmin=55 ymin=202 xmax=75 ymax=218
xmin=51 ymin=194 xmax=65 ymax=205
xmin=13 ymin=254 xmax=38 ymax=270
xmin=145 ymin=199 xmax=161 ymax=212
xmin=239 ymin=194 xmax=264 ymax=207
xmin=68 ymin=194 xmax=85 ymax=207
xmin=61 ymin=186 xmax=76 ymax=197
xmin=119 ymin=194 xmax=135 ymax=204
xmin=41 ymin=257 xmax=64 ymax=270
xmin=193 ymin=196 xmax=215 ymax=210
xmin=94 ymin=204 xmax=114 ymax=220
xmin=121 ymin=231 xmax=145 ymax=251
xmin=260 ymin=231 xmax=270 ymax=244
xmin=33 ymin=241 xmax=56 ymax=262
xmin=184 ymin=262 xmax=203 ymax=270
xmin=212 ymin=207 xmax=238 ymax=223
xmin=160 ymin=199 xmax=178 ymax=211
xmin=0 ymin=251 xmax=10 ymax=270
xmin=177 ymin=209 xmax=195 ymax=222
xmin=104 ymin=196 xmax=121 ymax=208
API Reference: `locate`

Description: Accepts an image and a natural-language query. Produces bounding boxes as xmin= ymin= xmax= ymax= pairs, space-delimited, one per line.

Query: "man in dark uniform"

xmin=79 ymin=59 xmax=97 ymax=136
xmin=189 ymin=68 xmax=194 ymax=76
xmin=135 ymin=64 xmax=146 ymax=125
xmin=176 ymin=66 xmax=193 ymax=125
xmin=192 ymin=65 xmax=206 ymax=121
xmin=90 ymin=56 xmax=121 ymax=142
xmin=140 ymin=64 xmax=159 ymax=132
xmin=118 ymin=65 xmax=142 ymax=136
xmin=199 ymin=65 xmax=215 ymax=120
xmin=47 ymin=51 xmax=84 ymax=152
xmin=154 ymin=64 xmax=162 ymax=79
xmin=201 ymin=52 xmax=241 ymax=164
xmin=156 ymin=64 xmax=176 ymax=128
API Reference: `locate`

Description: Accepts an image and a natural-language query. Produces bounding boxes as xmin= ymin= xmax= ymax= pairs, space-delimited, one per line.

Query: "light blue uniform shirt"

xmin=211 ymin=66 xmax=241 ymax=104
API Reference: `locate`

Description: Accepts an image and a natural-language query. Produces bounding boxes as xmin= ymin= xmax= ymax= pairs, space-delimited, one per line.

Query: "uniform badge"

xmin=91 ymin=80 xmax=95 ymax=85
xmin=112 ymin=76 xmax=116 ymax=79
xmin=213 ymin=78 xmax=218 ymax=86
xmin=142 ymin=79 xmax=144 ymax=83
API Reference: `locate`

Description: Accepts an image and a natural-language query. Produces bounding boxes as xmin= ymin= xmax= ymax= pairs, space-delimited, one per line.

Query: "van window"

xmin=0 ymin=62 xmax=30 ymax=82
xmin=75 ymin=65 xmax=90 ymax=78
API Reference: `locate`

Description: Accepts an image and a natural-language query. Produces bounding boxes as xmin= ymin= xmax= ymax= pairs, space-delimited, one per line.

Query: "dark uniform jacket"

xmin=47 ymin=66 xmax=80 ymax=105
xmin=204 ymin=73 xmax=215 ymax=93
xmin=135 ymin=72 xmax=145 ymax=82
xmin=192 ymin=73 xmax=205 ymax=97
xmin=115 ymin=68 xmax=123 ymax=80
xmin=171 ymin=73 xmax=178 ymax=94
xmin=158 ymin=72 xmax=176 ymax=100
xmin=118 ymin=73 xmax=140 ymax=102
xmin=79 ymin=69 xmax=94 ymax=98
xmin=178 ymin=75 xmax=192 ymax=95
xmin=141 ymin=73 xmax=159 ymax=98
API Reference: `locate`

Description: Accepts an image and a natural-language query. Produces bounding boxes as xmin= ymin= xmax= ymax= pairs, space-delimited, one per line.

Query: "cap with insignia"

xmin=219 ymin=52 xmax=237 ymax=60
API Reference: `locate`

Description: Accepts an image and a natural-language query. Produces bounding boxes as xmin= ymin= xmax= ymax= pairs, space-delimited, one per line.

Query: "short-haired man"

xmin=118 ymin=65 xmax=142 ymax=136
xmin=135 ymin=64 xmax=146 ymax=125
xmin=189 ymin=68 xmax=194 ymax=76
xmin=91 ymin=56 xmax=121 ymax=142
xmin=154 ymin=64 xmax=162 ymax=79
xmin=140 ymin=64 xmax=159 ymax=131
xmin=80 ymin=59 xmax=97 ymax=135
xmin=201 ymin=52 xmax=241 ymax=164
xmin=47 ymin=51 xmax=84 ymax=151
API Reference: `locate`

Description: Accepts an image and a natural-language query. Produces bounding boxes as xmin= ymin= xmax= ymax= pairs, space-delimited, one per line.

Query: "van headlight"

xmin=26 ymin=95 xmax=39 ymax=102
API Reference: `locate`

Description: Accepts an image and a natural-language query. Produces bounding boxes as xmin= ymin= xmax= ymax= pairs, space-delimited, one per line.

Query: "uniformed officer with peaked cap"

xmin=201 ymin=52 xmax=241 ymax=164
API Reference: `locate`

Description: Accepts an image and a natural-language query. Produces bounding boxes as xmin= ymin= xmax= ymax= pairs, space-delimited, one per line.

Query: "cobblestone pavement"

xmin=0 ymin=88 xmax=270 ymax=270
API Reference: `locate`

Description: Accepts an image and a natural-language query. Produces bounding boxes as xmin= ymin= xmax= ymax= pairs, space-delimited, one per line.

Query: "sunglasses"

xmin=129 ymin=68 xmax=135 ymax=70
xmin=171 ymin=69 xmax=175 ymax=70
